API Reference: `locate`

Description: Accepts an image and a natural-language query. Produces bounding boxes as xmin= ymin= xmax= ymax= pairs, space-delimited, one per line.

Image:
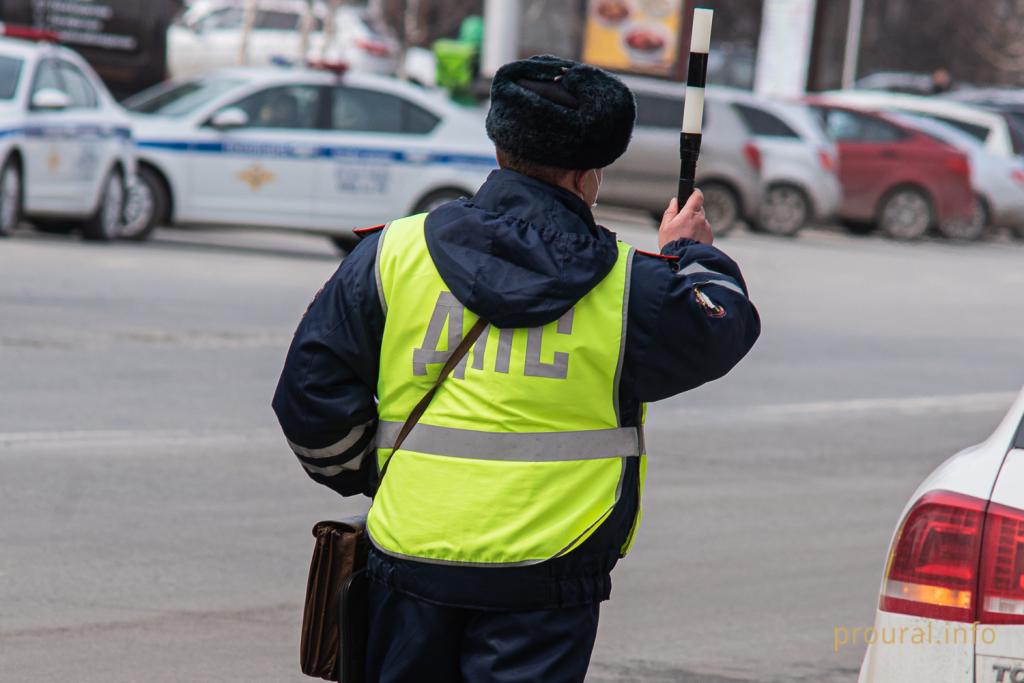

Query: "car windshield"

xmin=124 ymin=77 xmax=245 ymax=117
xmin=0 ymin=56 xmax=24 ymax=100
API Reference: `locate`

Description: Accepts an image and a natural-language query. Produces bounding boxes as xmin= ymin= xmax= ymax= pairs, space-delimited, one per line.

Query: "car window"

xmin=254 ymin=10 xmax=300 ymax=30
xmin=822 ymin=108 xmax=906 ymax=142
xmin=634 ymin=92 xmax=684 ymax=129
xmin=31 ymin=59 xmax=62 ymax=98
xmin=0 ymin=56 xmax=24 ymax=100
xmin=58 ymin=62 xmax=98 ymax=108
xmin=733 ymin=103 xmax=799 ymax=138
xmin=918 ymin=114 xmax=990 ymax=143
xmin=197 ymin=7 xmax=243 ymax=31
xmin=226 ymin=85 xmax=322 ymax=129
xmin=332 ymin=86 xmax=439 ymax=135
xmin=125 ymin=77 xmax=246 ymax=117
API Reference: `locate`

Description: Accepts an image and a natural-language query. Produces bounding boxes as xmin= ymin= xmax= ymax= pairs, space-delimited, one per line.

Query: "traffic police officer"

xmin=273 ymin=55 xmax=760 ymax=682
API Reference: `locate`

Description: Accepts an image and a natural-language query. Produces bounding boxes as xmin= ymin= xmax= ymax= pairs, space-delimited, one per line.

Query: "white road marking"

xmin=0 ymin=428 xmax=282 ymax=452
xmin=666 ymin=391 xmax=1020 ymax=422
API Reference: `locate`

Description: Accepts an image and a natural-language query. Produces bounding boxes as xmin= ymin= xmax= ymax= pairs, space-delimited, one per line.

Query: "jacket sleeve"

xmin=271 ymin=231 xmax=384 ymax=497
xmin=621 ymin=238 xmax=761 ymax=403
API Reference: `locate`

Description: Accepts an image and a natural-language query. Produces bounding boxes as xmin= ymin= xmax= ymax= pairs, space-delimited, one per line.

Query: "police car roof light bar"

xmin=0 ymin=23 xmax=59 ymax=43
xmin=678 ymin=8 xmax=713 ymax=204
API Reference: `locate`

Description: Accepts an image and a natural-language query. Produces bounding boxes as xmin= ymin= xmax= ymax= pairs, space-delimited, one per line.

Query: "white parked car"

xmin=718 ymin=89 xmax=841 ymax=236
xmin=887 ymin=113 xmax=1024 ymax=240
xmin=823 ymin=90 xmax=1021 ymax=160
xmin=0 ymin=31 xmax=135 ymax=241
xmin=859 ymin=387 xmax=1024 ymax=682
xmin=122 ymin=65 xmax=496 ymax=248
xmin=169 ymin=1 xmax=400 ymax=80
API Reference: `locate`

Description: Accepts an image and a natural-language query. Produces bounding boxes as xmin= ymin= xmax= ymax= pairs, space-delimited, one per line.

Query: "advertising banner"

xmin=581 ymin=0 xmax=684 ymax=77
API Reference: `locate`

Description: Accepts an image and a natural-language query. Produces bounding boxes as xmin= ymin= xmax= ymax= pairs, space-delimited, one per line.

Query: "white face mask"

xmin=589 ymin=169 xmax=601 ymax=208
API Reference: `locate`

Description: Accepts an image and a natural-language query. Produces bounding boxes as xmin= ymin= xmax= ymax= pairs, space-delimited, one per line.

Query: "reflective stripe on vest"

xmin=367 ymin=213 xmax=646 ymax=566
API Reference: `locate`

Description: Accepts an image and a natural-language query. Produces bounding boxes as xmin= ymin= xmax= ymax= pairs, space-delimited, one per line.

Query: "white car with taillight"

xmin=0 ymin=29 xmax=135 ymax=241
xmin=717 ymin=88 xmax=841 ymax=237
xmin=859 ymin=387 xmax=1024 ymax=682
xmin=121 ymin=64 xmax=495 ymax=248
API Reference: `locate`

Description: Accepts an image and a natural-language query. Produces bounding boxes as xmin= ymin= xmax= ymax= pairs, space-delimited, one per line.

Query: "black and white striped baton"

xmin=678 ymin=8 xmax=714 ymax=204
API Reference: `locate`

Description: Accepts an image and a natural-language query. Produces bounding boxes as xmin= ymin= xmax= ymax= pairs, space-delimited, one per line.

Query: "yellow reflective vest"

xmin=367 ymin=213 xmax=646 ymax=566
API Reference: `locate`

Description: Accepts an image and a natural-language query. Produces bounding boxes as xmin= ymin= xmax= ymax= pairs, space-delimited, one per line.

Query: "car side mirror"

xmin=209 ymin=107 xmax=248 ymax=130
xmin=32 ymin=88 xmax=71 ymax=111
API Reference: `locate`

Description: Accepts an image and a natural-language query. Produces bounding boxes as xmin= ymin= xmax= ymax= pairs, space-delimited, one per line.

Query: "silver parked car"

xmin=602 ymin=77 xmax=763 ymax=235
xmin=889 ymin=112 xmax=1024 ymax=240
xmin=718 ymin=89 xmax=841 ymax=236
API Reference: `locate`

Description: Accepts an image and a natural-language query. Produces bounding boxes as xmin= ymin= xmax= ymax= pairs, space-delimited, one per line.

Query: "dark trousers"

xmin=365 ymin=579 xmax=600 ymax=683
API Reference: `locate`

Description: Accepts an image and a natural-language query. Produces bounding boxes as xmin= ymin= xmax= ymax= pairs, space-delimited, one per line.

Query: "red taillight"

xmin=355 ymin=38 xmax=392 ymax=58
xmin=0 ymin=23 xmax=58 ymax=42
xmin=818 ymin=149 xmax=835 ymax=173
xmin=944 ymin=153 xmax=971 ymax=177
xmin=880 ymin=491 xmax=984 ymax=622
xmin=880 ymin=490 xmax=1024 ymax=624
xmin=978 ymin=502 xmax=1024 ymax=625
xmin=1011 ymin=169 xmax=1024 ymax=187
xmin=742 ymin=142 xmax=762 ymax=172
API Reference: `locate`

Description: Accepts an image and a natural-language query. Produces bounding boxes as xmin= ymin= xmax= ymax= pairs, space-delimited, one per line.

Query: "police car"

xmin=122 ymin=64 xmax=497 ymax=248
xmin=859 ymin=386 xmax=1024 ymax=682
xmin=0 ymin=28 xmax=135 ymax=241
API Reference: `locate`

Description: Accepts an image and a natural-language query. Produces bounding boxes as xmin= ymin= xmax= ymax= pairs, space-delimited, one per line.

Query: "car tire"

xmin=700 ymin=181 xmax=741 ymax=236
xmin=0 ymin=157 xmax=22 ymax=237
xmin=755 ymin=183 xmax=811 ymax=237
xmin=121 ymin=165 xmax=167 ymax=242
xmin=82 ymin=169 xmax=125 ymax=242
xmin=937 ymin=195 xmax=988 ymax=241
xmin=412 ymin=188 xmax=465 ymax=215
xmin=877 ymin=186 xmax=932 ymax=240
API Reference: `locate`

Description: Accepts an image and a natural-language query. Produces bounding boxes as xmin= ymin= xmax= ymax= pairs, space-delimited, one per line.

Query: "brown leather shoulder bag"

xmin=299 ymin=318 xmax=487 ymax=681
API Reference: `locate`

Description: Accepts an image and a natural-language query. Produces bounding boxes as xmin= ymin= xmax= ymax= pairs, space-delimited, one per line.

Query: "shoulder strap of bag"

xmin=376 ymin=317 xmax=488 ymax=487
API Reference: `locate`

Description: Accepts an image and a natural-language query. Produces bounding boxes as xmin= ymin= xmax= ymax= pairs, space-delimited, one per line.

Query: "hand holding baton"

xmin=678 ymin=8 xmax=713 ymax=203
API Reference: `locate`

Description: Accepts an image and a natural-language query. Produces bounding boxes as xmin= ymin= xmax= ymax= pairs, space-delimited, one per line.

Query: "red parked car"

xmin=805 ymin=99 xmax=976 ymax=239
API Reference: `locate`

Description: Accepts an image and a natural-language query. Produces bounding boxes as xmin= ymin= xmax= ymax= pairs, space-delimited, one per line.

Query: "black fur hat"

xmin=486 ymin=55 xmax=636 ymax=170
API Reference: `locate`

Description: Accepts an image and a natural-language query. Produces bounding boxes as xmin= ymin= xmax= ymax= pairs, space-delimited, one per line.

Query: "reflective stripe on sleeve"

xmin=288 ymin=419 xmax=373 ymax=460
xmin=678 ymin=262 xmax=746 ymax=296
xmin=374 ymin=421 xmax=640 ymax=461
xmin=300 ymin=445 xmax=370 ymax=476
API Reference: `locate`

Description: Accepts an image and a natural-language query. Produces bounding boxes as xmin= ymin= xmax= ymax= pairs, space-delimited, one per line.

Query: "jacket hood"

xmin=424 ymin=169 xmax=619 ymax=329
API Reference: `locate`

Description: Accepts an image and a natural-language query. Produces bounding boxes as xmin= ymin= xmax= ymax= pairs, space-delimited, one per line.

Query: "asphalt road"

xmin=2 ymin=216 xmax=1023 ymax=683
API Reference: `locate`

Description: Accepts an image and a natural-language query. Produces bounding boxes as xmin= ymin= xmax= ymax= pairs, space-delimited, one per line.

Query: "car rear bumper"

xmin=857 ymin=612 xmax=973 ymax=682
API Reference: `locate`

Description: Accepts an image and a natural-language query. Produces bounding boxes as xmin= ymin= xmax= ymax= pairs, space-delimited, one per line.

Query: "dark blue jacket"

xmin=273 ymin=169 xmax=760 ymax=610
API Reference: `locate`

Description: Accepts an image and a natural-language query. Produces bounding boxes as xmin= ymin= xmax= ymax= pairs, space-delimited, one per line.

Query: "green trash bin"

xmin=433 ymin=38 xmax=477 ymax=104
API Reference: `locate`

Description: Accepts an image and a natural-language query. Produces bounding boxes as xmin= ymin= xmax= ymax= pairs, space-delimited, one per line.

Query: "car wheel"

xmin=755 ymin=184 xmax=811 ymax=237
xmin=82 ymin=170 xmax=125 ymax=242
xmin=700 ymin=182 xmax=741 ymax=236
xmin=937 ymin=195 xmax=988 ymax=241
xmin=877 ymin=186 xmax=932 ymax=240
xmin=413 ymin=188 xmax=465 ymax=215
xmin=121 ymin=166 xmax=167 ymax=242
xmin=0 ymin=158 xmax=22 ymax=237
